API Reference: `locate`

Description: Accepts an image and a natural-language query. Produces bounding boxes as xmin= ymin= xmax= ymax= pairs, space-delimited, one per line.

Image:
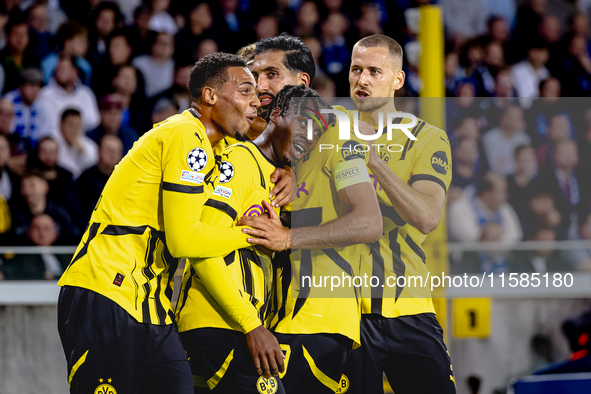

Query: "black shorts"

xmin=180 ymin=328 xmax=285 ymax=394
xmin=274 ymin=332 xmax=353 ymax=394
xmin=344 ymin=313 xmax=456 ymax=394
xmin=58 ymin=286 xmax=192 ymax=394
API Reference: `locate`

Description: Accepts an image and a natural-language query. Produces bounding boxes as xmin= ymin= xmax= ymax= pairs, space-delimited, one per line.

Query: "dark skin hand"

xmin=269 ymin=166 xmax=293 ymax=208
xmin=237 ymin=201 xmax=289 ymax=250
xmin=246 ymin=325 xmax=285 ymax=377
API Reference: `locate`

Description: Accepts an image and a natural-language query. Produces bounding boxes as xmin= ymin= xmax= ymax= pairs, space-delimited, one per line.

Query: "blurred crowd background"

xmin=1 ymin=0 xmax=591 ymax=279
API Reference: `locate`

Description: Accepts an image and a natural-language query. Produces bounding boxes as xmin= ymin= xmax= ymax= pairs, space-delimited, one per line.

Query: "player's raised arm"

xmin=367 ymin=130 xmax=450 ymax=235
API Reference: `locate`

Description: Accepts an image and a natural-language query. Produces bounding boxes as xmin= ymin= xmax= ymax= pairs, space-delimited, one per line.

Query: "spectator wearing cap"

xmin=40 ymin=21 xmax=92 ymax=87
xmin=77 ymin=135 xmax=123 ymax=220
xmin=55 ymin=109 xmax=98 ymax=180
xmin=510 ymin=40 xmax=551 ymax=109
xmin=0 ymin=15 xmax=39 ymax=95
xmin=3 ymin=68 xmax=46 ymax=144
xmin=87 ymin=94 xmax=139 ymax=155
xmin=36 ymin=55 xmax=100 ymax=139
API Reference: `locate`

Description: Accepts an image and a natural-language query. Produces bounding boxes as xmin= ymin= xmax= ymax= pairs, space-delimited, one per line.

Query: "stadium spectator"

xmin=254 ymin=14 xmax=280 ymax=42
xmin=87 ymin=93 xmax=138 ymax=155
xmin=536 ymin=113 xmax=573 ymax=167
xmin=2 ymin=214 xmax=66 ymax=279
xmin=37 ymin=55 xmax=100 ymax=138
xmin=77 ymin=135 xmax=123 ymax=220
xmin=0 ymin=134 xmax=19 ymax=203
xmin=555 ymin=34 xmax=591 ymax=97
xmin=150 ymin=97 xmax=178 ymax=125
xmin=513 ymin=0 xmax=547 ymax=47
xmin=449 ymin=136 xmax=485 ymax=201
xmin=26 ymin=2 xmax=52 ymax=62
xmin=11 ymin=171 xmax=74 ymax=245
xmin=441 ymin=0 xmax=488 ymax=46
xmin=510 ymin=40 xmax=550 ymax=108
xmin=3 ymin=68 xmax=45 ymax=144
xmin=28 ymin=136 xmax=83 ymax=231
xmin=507 ymin=145 xmax=539 ymax=226
xmin=448 ymin=172 xmax=523 ymax=243
xmin=0 ymin=99 xmax=29 ymax=176
xmin=319 ymin=12 xmax=350 ymax=95
xmin=522 ymin=192 xmax=562 ymax=240
xmin=539 ymin=139 xmax=586 ymax=239
xmin=123 ymin=3 xmax=156 ymax=58
xmin=91 ymin=30 xmax=138 ymax=99
xmin=216 ymin=0 xmax=248 ymax=52
xmin=147 ymin=0 xmax=177 ymax=35
xmin=132 ymin=31 xmax=174 ymax=97
xmin=493 ymin=67 xmax=517 ymax=98
xmin=55 ymin=109 xmax=98 ymax=179
xmin=453 ymin=223 xmax=510 ymax=274
xmin=482 ymin=105 xmax=531 ymax=175
xmin=525 ymin=78 xmax=570 ymax=147
xmin=87 ymin=2 xmax=123 ymax=66
xmin=508 ymin=227 xmax=578 ymax=272
xmin=40 ymin=21 xmax=92 ymax=86
xmin=196 ymin=38 xmax=218 ymax=60
xmin=445 ymin=50 xmax=462 ymax=97
xmin=0 ymin=15 xmax=37 ymax=95
xmin=348 ymin=3 xmax=384 ymax=44
xmin=293 ymin=0 xmax=320 ymax=38
xmin=111 ymin=64 xmax=143 ymax=132
xmin=174 ymin=1 xmax=214 ymax=65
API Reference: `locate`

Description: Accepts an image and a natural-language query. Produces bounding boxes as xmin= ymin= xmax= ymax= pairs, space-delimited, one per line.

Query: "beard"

xmin=233 ymin=128 xmax=250 ymax=142
xmin=352 ymin=96 xmax=390 ymax=112
xmin=258 ymin=93 xmax=276 ymax=121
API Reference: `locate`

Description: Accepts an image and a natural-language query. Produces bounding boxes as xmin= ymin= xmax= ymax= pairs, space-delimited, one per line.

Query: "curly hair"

xmin=267 ymin=84 xmax=335 ymax=128
xmin=187 ymin=53 xmax=247 ymax=101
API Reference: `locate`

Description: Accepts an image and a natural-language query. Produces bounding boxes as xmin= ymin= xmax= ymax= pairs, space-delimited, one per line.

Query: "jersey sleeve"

xmin=409 ymin=127 xmax=452 ymax=193
xmin=162 ymin=127 xmax=250 ymax=259
xmin=191 ymin=255 xmax=262 ymax=333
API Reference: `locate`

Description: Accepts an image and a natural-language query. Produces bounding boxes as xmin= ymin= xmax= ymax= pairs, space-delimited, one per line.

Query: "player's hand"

xmin=245 ymin=325 xmax=285 ymax=378
xmin=367 ymin=139 xmax=380 ymax=169
xmin=238 ymin=201 xmax=290 ymax=250
xmin=269 ymin=166 xmax=293 ymax=207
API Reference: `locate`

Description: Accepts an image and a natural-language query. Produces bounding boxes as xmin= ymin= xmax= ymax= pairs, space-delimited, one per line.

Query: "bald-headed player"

xmin=57 ymin=53 xmax=266 ymax=394
xmin=342 ymin=34 xmax=456 ymax=394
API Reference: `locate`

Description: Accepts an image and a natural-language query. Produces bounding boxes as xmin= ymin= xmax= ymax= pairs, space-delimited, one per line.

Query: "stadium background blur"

xmin=1 ymin=0 xmax=591 ymax=394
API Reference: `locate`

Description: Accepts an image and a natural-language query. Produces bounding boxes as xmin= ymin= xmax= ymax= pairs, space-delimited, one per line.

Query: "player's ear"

xmin=298 ymin=72 xmax=311 ymax=87
xmin=202 ymin=87 xmax=217 ymax=105
xmin=393 ymin=70 xmax=405 ymax=91
xmin=269 ymin=107 xmax=281 ymax=123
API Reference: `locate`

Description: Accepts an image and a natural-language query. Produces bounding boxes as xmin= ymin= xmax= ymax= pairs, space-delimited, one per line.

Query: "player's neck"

xmin=190 ymin=104 xmax=224 ymax=145
xmin=359 ymin=100 xmax=397 ymax=128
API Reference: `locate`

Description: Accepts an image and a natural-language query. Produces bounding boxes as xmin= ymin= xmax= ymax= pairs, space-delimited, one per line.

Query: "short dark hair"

xmin=267 ymin=84 xmax=335 ymax=128
xmin=255 ymin=34 xmax=316 ymax=82
xmin=514 ymin=144 xmax=533 ymax=159
xmin=56 ymin=21 xmax=88 ymax=49
xmin=61 ymin=108 xmax=81 ymax=123
xmin=187 ymin=53 xmax=247 ymax=101
xmin=356 ymin=34 xmax=403 ymax=69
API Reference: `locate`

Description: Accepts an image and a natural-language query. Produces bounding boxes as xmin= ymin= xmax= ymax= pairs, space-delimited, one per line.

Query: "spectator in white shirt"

xmin=448 ymin=172 xmax=523 ymax=243
xmin=510 ymin=40 xmax=551 ymax=108
xmin=36 ymin=55 xmax=100 ymax=140
xmin=55 ymin=109 xmax=98 ymax=179
xmin=132 ymin=32 xmax=174 ymax=97
xmin=482 ymin=105 xmax=531 ymax=175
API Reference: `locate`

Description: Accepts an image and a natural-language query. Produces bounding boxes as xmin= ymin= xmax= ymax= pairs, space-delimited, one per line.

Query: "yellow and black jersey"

xmin=268 ymin=126 xmax=370 ymax=348
xmin=58 ymin=110 xmax=250 ymax=326
xmin=176 ymin=141 xmax=280 ymax=334
xmin=340 ymin=109 xmax=452 ymax=318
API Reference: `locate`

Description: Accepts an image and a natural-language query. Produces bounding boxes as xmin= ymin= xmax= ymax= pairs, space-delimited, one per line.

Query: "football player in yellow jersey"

xmin=56 ymin=53 xmax=284 ymax=394
xmin=240 ymin=84 xmax=383 ymax=394
xmin=341 ymin=35 xmax=456 ymax=394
